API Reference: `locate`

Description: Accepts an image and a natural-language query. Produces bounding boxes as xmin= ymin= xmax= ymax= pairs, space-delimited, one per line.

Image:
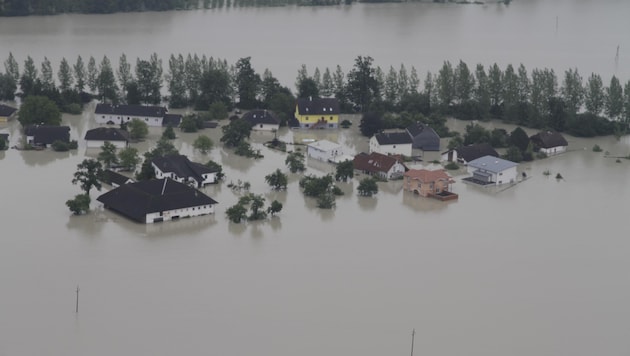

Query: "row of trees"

xmin=6 ymin=53 xmax=630 ymax=137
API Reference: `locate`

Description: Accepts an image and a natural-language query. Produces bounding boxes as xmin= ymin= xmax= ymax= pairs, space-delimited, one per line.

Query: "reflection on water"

xmin=357 ymin=195 xmax=378 ymax=211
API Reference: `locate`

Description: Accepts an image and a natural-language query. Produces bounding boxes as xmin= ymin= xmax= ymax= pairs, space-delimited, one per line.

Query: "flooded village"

xmin=2 ymin=1 xmax=630 ymax=356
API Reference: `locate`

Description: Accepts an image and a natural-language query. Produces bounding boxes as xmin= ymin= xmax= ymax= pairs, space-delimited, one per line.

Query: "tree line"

xmin=3 ymin=53 xmax=629 ymax=137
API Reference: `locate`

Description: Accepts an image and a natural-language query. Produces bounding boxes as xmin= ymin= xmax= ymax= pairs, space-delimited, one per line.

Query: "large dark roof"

xmin=530 ymin=131 xmax=568 ymax=148
xmin=406 ymin=122 xmax=440 ymax=150
xmin=242 ymin=110 xmax=279 ymax=126
xmin=152 ymin=155 xmax=218 ymax=183
xmin=84 ymin=127 xmax=129 ymax=141
xmin=454 ymin=143 xmax=499 ymax=163
xmin=95 ymin=104 xmax=167 ymax=118
xmin=373 ymin=131 xmax=412 ymax=145
xmin=97 ymin=178 xmax=218 ymax=223
xmin=101 ymin=169 xmax=134 ymax=186
xmin=0 ymin=104 xmax=17 ymax=117
xmin=24 ymin=125 xmax=70 ymax=145
xmin=353 ymin=152 xmax=404 ymax=174
xmin=162 ymin=114 xmax=182 ymax=127
xmin=296 ymin=97 xmax=340 ymax=115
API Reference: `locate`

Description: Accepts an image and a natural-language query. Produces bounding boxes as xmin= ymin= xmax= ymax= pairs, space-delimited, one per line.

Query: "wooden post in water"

xmin=410 ymin=328 xmax=415 ymax=356
xmin=75 ymin=285 xmax=80 ymax=313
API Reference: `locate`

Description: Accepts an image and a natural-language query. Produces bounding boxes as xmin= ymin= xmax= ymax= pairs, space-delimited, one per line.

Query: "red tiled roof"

xmin=404 ymin=169 xmax=453 ymax=183
xmin=353 ymin=152 xmax=402 ymax=174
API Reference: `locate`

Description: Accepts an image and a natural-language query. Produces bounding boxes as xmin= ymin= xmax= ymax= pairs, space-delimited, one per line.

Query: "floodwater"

xmin=2 ymin=1 xmax=630 ymax=356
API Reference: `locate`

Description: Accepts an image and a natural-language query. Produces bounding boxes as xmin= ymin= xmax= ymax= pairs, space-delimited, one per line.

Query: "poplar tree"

xmin=73 ymin=55 xmax=86 ymax=92
xmin=87 ymin=56 xmax=98 ymax=93
xmin=4 ymin=52 xmax=20 ymax=82
xmin=58 ymin=57 xmax=73 ymax=92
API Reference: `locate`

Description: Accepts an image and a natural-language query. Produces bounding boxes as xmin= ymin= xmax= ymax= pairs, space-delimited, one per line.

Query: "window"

xmin=330 ymin=116 xmax=333 ymax=120
xmin=260 ymin=124 xmax=263 ymax=128
xmin=329 ymin=124 xmax=333 ymax=128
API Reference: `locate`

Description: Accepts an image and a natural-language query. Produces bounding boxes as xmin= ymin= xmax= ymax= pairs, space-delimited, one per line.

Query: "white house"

xmin=530 ymin=131 xmax=568 ymax=156
xmin=152 ymin=154 xmax=219 ymax=188
xmin=467 ymin=155 xmax=518 ymax=186
xmin=94 ymin=104 xmax=168 ymax=127
xmin=97 ymin=178 xmax=218 ymax=224
xmin=242 ymin=110 xmax=280 ymax=131
xmin=369 ymin=131 xmax=413 ymax=157
xmin=353 ymin=152 xmax=407 ymax=180
xmin=441 ymin=143 xmax=499 ymax=165
xmin=307 ymin=139 xmax=343 ymax=162
xmin=84 ymin=127 xmax=129 ymax=149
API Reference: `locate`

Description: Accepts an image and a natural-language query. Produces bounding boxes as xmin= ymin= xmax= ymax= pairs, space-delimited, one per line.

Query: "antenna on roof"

xmin=161 ymin=178 xmax=168 ymax=195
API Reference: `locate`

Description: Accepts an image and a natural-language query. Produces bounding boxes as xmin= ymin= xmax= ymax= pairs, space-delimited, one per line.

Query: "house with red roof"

xmin=403 ymin=169 xmax=457 ymax=200
xmin=353 ymin=152 xmax=407 ymax=180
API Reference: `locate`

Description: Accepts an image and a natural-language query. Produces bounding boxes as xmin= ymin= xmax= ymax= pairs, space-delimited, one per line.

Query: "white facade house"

xmin=242 ymin=110 xmax=280 ymax=132
xmin=307 ymin=140 xmax=343 ymax=162
xmin=530 ymin=131 xmax=568 ymax=156
xmin=94 ymin=104 xmax=168 ymax=127
xmin=84 ymin=127 xmax=129 ymax=149
xmin=369 ymin=132 xmax=413 ymax=157
xmin=467 ymin=156 xmax=518 ymax=186
xmin=144 ymin=204 xmax=215 ymax=224
xmin=152 ymin=155 xmax=218 ymax=188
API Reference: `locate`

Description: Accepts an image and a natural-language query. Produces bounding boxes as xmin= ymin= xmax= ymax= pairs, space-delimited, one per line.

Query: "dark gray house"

xmin=406 ymin=122 xmax=441 ymax=151
xmin=24 ymin=125 xmax=70 ymax=147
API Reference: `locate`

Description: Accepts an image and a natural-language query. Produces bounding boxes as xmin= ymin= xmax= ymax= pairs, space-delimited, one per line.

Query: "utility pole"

xmin=75 ymin=285 xmax=80 ymax=313
xmin=410 ymin=328 xmax=415 ymax=356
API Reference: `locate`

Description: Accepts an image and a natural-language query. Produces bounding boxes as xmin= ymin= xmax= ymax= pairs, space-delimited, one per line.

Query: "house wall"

xmin=404 ymin=178 xmax=449 ymax=196
xmin=252 ymin=123 xmax=279 ymax=132
xmin=441 ymin=150 xmax=458 ymax=162
xmin=86 ymin=140 xmax=128 ymax=149
xmin=145 ymin=204 xmax=215 ymax=223
xmin=200 ymin=173 xmax=217 ymax=186
xmin=294 ymin=107 xmax=339 ymax=129
xmin=412 ymin=133 xmax=440 ymax=151
xmin=541 ymin=146 xmax=567 ymax=155
xmin=467 ymin=166 xmax=518 ymax=185
xmin=96 ymin=114 xmax=163 ymax=127
xmin=386 ymin=162 xmax=406 ymax=180
xmin=369 ymin=137 xmax=412 ymax=156
xmin=307 ymin=145 xmax=341 ymax=162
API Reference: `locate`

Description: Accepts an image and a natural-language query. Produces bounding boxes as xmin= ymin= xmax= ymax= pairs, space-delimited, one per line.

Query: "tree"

xmin=135 ymin=54 xmax=162 ymax=104
xmin=167 ymin=54 xmax=188 ymax=108
xmin=248 ymin=194 xmax=267 ymax=220
xmin=4 ymin=52 xmax=20 ymax=82
xmin=435 ymin=61 xmax=455 ymax=110
xmin=19 ymin=56 xmax=37 ymax=96
xmin=359 ymin=112 xmax=384 ymax=137
xmin=205 ymin=159 xmax=224 ymax=180
xmin=488 ymin=63 xmax=503 ymax=109
xmin=118 ymin=147 xmax=141 ymax=171
xmin=0 ymin=73 xmax=17 ymax=101
xmin=72 ymin=159 xmax=103 ymax=195
xmin=320 ymin=68 xmax=334 ymax=97
xmin=117 ymin=53 xmax=133 ymax=94
xmin=503 ymin=146 xmax=523 ymax=163
xmin=226 ymin=203 xmax=248 ymax=223
xmin=162 ymin=125 xmax=176 ymax=139
xmin=58 ymin=57 xmax=73 ymax=92
xmin=561 ymin=68 xmax=584 ymax=114
xmin=454 ymin=60 xmax=474 ymax=103
xmin=346 ymin=55 xmax=380 ymax=111
xmin=235 ymin=57 xmax=261 ymax=109
xmin=97 ymin=56 xmax=118 ymax=102
xmin=584 ymin=73 xmax=604 ymax=115
xmin=265 ymin=169 xmax=288 ymax=190
xmin=267 ymin=200 xmax=283 ymax=216
xmin=509 ymin=127 xmax=530 ymax=152
xmin=221 ymin=118 xmax=252 ymax=147
xmin=193 ymin=135 xmax=214 ymax=154
xmin=335 ymin=160 xmax=354 ymax=182
xmin=18 ymin=95 xmax=61 ymax=126
xmin=98 ymin=141 xmax=119 ymax=168
xmin=623 ymin=80 xmax=630 ymax=124
xmin=66 ymin=194 xmax=91 ymax=215
xmin=605 ymin=75 xmax=623 ymax=120
xmin=285 ymin=151 xmax=305 ymax=173
xmin=39 ymin=57 xmax=55 ymax=92
xmin=197 ymin=67 xmax=232 ymax=110
xmin=73 ymin=55 xmax=87 ymax=92
xmin=474 ymin=64 xmax=491 ymax=118
xmin=127 ymin=118 xmax=149 ymax=140
xmin=87 ymin=56 xmax=98 ymax=93
xmin=398 ymin=64 xmax=410 ymax=99
xmin=357 ymin=177 xmax=378 ymax=197
xmin=297 ymin=77 xmax=320 ymax=98
xmin=384 ymin=66 xmax=399 ymax=106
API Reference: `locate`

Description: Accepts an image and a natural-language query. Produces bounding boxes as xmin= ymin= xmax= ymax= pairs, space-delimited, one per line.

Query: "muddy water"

xmin=2 ymin=1 xmax=630 ymax=355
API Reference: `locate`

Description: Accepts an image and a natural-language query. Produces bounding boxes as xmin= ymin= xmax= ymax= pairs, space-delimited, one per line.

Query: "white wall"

xmin=95 ymin=114 xmax=163 ymax=127
xmin=541 ymin=146 xmax=566 ymax=155
xmin=145 ymin=204 xmax=215 ymax=223
xmin=251 ymin=123 xmax=279 ymax=132
xmin=86 ymin=140 xmax=127 ymax=149
xmin=369 ymin=136 xmax=412 ymax=157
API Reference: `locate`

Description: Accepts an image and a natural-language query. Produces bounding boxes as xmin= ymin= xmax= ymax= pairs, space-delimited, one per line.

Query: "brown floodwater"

xmin=2 ymin=1 xmax=630 ymax=355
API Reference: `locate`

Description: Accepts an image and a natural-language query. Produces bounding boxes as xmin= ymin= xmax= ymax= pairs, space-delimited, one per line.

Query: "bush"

xmin=445 ymin=162 xmax=459 ymax=170
xmin=66 ymin=194 xmax=91 ymax=215
xmin=340 ymin=119 xmax=352 ymax=128
xmin=536 ymin=151 xmax=548 ymax=159
xmin=51 ymin=140 xmax=70 ymax=152
xmin=63 ymin=103 xmax=82 ymax=114
xmin=592 ymin=144 xmax=603 ymax=152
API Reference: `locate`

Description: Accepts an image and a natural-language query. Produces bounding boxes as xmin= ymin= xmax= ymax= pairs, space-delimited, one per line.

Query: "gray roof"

xmin=296 ymin=97 xmax=340 ymax=115
xmin=24 ymin=125 xmax=70 ymax=145
xmin=97 ymin=178 xmax=217 ymax=223
xmin=162 ymin=114 xmax=182 ymax=127
xmin=0 ymin=104 xmax=17 ymax=117
xmin=530 ymin=131 xmax=568 ymax=149
xmin=406 ymin=122 xmax=440 ymax=151
xmin=242 ymin=110 xmax=279 ymax=126
xmin=84 ymin=127 xmax=129 ymax=141
xmin=452 ymin=143 xmax=499 ymax=162
xmin=374 ymin=131 xmax=412 ymax=145
xmin=152 ymin=155 xmax=218 ymax=185
xmin=468 ymin=155 xmax=518 ymax=173
xmin=101 ymin=170 xmax=134 ymax=186
xmin=308 ymin=139 xmax=341 ymax=152
xmin=95 ymin=104 xmax=167 ymax=118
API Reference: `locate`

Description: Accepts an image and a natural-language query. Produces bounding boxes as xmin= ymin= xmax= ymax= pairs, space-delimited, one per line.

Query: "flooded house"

xmin=406 ymin=122 xmax=441 ymax=151
xmin=530 ymin=131 xmax=568 ymax=156
xmin=293 ymin=97 xmax=340 ymax=129
xmin=24 ymin=125 xmax=70 ymax=148
xmin=441 ymin=143 xmax=499 ymax=165
xmin=353 ymin=151 xmax=407 ymax=180
xmin=242 ymin=109 xmax=280 ymax=131
xmin=84 ymin=127 xmax=130 ymax=149
xmin=369 ymin=131 xmax=413 ymax=157
xmin=403 ymin=169 xmax=458 ymax=201
xmin=465 ymin=155 xmax=518 ymax=186
xmin=152 ymin=154 xmax=220 ymax=188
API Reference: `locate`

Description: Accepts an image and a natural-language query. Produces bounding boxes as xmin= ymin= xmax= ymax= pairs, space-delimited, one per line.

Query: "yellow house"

xmin=0 ymin=104 xmax=17 ymax=123
xmin=294 ymin=97 xmax=340 ymax=129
